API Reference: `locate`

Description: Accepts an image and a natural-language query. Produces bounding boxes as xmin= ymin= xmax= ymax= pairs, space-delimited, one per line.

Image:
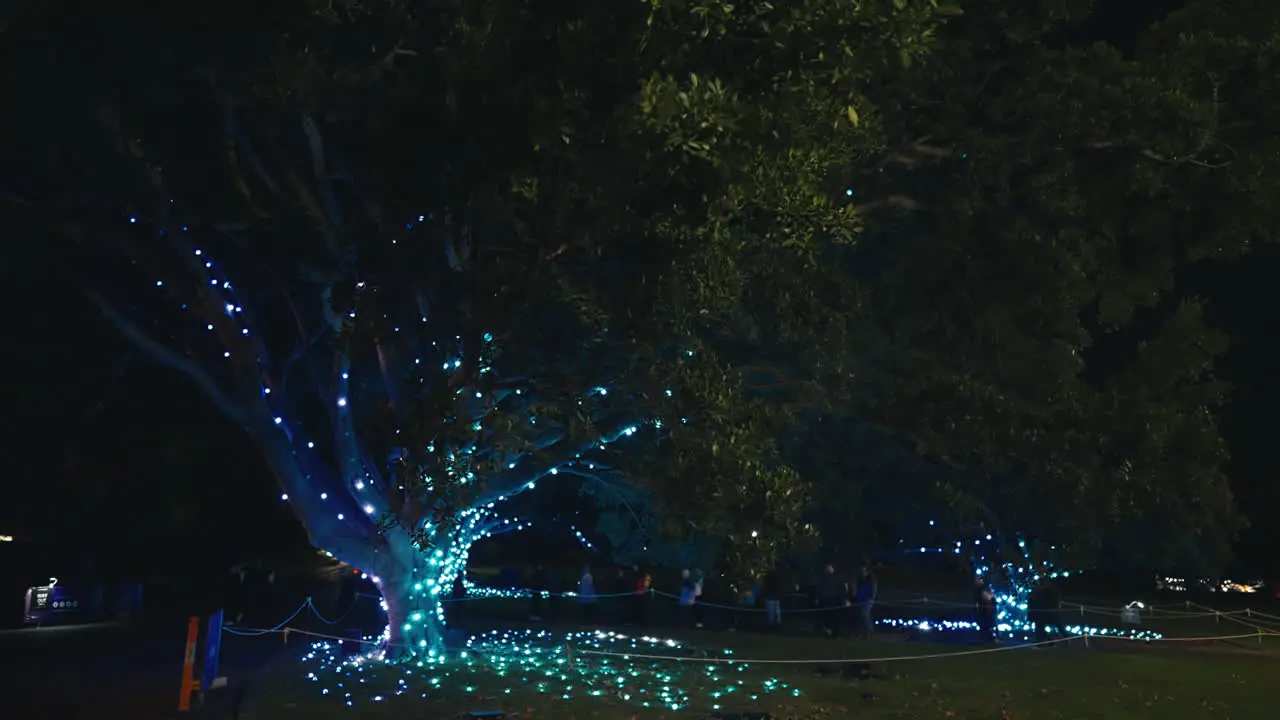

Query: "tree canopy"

xmin=3 ymin=0 xmax=1273 ymax=594
xmin=0 ymin=0 xmax=946 ymax=603
xmin=799 ymin=0 xmax=1278 ymax=574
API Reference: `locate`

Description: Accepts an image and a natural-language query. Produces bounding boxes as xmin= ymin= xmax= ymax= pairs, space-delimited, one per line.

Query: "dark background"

xmin=0 ymin=0 xmax=1274 ymax=594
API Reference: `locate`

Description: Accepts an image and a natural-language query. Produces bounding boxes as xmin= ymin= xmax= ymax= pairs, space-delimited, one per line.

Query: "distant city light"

xmin=0 ymin=535 xmax=12 ymax=542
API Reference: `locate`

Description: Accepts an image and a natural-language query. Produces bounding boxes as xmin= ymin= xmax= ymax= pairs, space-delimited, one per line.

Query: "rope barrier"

xmin=220 ymin=621 xmax=1086 ymax=663
xmin=651 ymin=589 xmax=828 ymax=614
xmin=308 ymin=596 xmax=361 ymax=625
xmin=282 ymin=626 xmax=387 ymax=646
xmin=214 ymin=586 xmax=1280 ymax=648
xmin=221 ymin=599 xmax=312 ymax=636
xmin=1207 ymin=610 xmax=1280 ymax=636
xmin=441 ymin=589 xmax=639 ymax=603
xmin=577 ymin=635 xmax=1078 ymax=663
xmin=1188 ymin=602 xmax=1280 ymax=625
xmin=218 ymin=593 xmax=1280 ymax=666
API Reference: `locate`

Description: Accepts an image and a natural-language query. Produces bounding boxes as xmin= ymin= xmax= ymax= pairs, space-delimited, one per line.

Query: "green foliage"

xmin=7 ymin=0 xmax=1266 ymax=581
xmin=801 ymin=0 xmax=1277 ymax=573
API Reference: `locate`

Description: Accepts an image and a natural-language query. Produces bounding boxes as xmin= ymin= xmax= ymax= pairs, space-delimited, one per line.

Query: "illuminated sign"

xmin=24 ymin=579 xmax=83 ymax=624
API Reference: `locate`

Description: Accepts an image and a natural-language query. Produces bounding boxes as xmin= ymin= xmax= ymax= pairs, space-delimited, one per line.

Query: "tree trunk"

xmin=364 ymin=528 xmax=460 ymax=661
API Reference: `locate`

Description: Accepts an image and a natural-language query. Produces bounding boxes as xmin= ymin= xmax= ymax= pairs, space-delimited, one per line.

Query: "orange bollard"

xmin=178 ymin=616 xmax=200 ymax=712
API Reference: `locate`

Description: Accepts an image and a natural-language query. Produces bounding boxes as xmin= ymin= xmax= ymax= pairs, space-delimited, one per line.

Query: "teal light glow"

xmin=300 ymin=629 xmax=800 ymax=712
xmin=909 ymin=525 xmax=1162 ymax=642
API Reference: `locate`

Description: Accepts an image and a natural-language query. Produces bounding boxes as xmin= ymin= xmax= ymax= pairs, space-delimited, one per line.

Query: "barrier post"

xmin=178 ymin=616 xmax=200 ymax=712
xmin=201 ymin=609 xmax=225 ymax=702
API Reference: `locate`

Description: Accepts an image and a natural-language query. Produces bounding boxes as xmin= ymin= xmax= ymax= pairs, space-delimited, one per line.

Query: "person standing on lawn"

xmin=631 ymin=565 xmax=652 ymax=626
xmin=853 ymin=564 xmax=878 ymax=640
xmin=816 ymin=564 xmax=847 ymax=638
xmin=578 ymin=564 xmax=597 ymax=624
xmin=975 ymin=576 xmax=998 ymax=644
xmin=762 ymin=567 xmax=785 ymax=632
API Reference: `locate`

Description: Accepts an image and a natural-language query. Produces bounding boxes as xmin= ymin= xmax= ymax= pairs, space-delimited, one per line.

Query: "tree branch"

xmin=474 ymin=414 xmax=646 ymax=507
xmin=200 ymin=68 xmax=283 ymax=197
xmin=1085 ymin=140 xmax=1232 ymax=169
xmin=301 ymin=113 xmax=346 ymax=235
xmin=875 ymin=136 xmax=955 ymax=169
xmin=1137 ymin=148 xmax=1232 ymax=169
xmin=84 ymin=288 xmax=245 ymax=424
xmin=853 ymin=194 xmax=924 ymax=214
xmin=559 ymin=465 xmax=650 ymax=534
xmin=330 ymin=346 xmax=388 ymax=520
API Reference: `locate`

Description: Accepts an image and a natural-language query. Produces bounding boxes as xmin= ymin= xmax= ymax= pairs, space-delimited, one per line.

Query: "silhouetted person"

xmin=631 ymin=565 xmax=652 ymax=626
xmin=852 ymin=564 xmax=878 ymax=640
xmin=729 ymin=576 xmax=758 ymax=632
xmin=762 ymin=568 xmax=784 ymax=631
xmin=974 ymin=577 xmax=997 ymax=644
xmin=578 ymin=564 xmax=597 ymax=624
xmin=678 ymin=568 xmax=698 ymax=627
xmin=816 ymin=564 xmax=846 ymax=638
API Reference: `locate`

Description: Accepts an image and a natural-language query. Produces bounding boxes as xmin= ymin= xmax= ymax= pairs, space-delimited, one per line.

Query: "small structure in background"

xmin=1120 ymin=601 xmax=1143 ymax=626
xmin=24 ymin=577 xmax=81 ymax=625
xmin=1217 ymin=578 xmax=1264 ymax=594
xmin=1155 ymin=575 xmax=1263 ymax=594
xmin=22 ymin=576 xmax=142 ymax=625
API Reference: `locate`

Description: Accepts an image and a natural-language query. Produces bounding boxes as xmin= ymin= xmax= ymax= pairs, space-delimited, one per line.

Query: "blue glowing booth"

xmin=23 ymin=578 xmax=84 ymax=625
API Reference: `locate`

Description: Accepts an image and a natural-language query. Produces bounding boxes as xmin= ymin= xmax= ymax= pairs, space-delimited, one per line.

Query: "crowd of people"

xmin=224 ymin=556 xmax=1064 ymax=646
xmin=522 ymin=562 xmax=1066 ymax=647
xmin=520 ymin=561 xmax=887 ymax=641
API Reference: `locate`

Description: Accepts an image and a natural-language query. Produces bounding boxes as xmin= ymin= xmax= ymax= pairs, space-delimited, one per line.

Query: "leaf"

xmin=846 ymin=105 xmax=860 ymax=127
xmin=933 ymin=0 xmax=964 ymax=16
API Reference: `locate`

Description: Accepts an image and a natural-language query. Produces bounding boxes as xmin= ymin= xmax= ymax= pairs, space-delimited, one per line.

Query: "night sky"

xmin=1 ymin=0 xmax=1275 ymax=579
xmin=1 ymin=273 xmax=308 ymax=572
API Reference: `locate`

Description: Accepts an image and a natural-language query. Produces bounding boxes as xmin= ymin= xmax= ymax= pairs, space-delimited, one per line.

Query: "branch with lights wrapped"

xmin=81 ymin=197 xmax=699 ymax=659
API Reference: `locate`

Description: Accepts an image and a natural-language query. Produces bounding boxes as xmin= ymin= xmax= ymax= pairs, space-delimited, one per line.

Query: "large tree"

xmin=798 ymin=0 xmax=1277 ymax=574
xmin=1 ymin=0 xmax=943 ymax=654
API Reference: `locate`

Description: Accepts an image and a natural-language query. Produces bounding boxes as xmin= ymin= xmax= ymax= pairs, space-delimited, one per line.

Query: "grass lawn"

xmin=238 ymin=625 xmax=1276 ymax=719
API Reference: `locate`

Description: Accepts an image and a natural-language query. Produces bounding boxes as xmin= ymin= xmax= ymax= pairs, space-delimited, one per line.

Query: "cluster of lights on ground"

xmin=301 ymin=629 xmax=799 ymax=713
xmin=294 ymin=524 xmax=1162 ymax=714
xmin=292 ymin=597 xmax=1159 ymax=713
